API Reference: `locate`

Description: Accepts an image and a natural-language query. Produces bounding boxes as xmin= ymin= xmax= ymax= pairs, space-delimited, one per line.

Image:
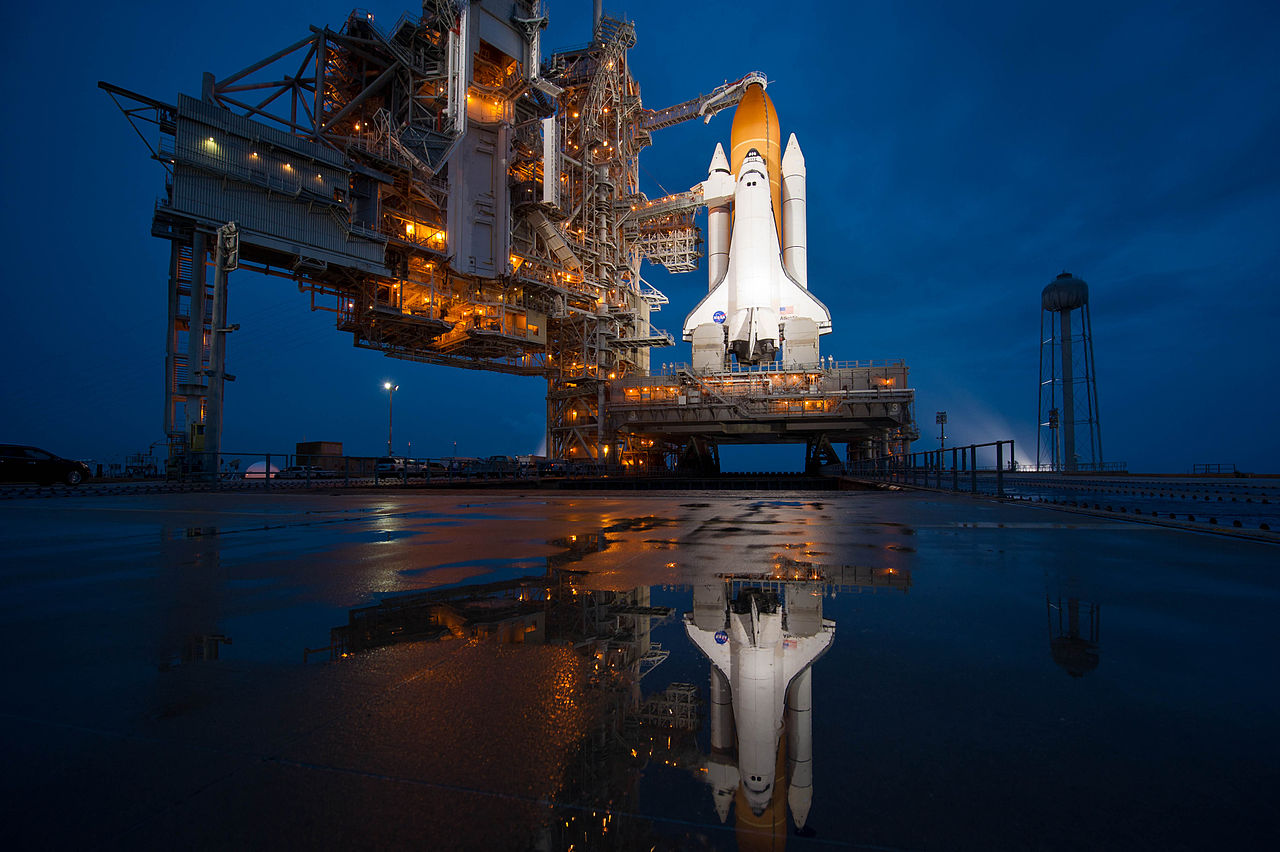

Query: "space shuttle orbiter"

xmin=685 ymin=582 xmax=834 ymax=823
xmin=684 ymin=82 xmax=832 ymax=369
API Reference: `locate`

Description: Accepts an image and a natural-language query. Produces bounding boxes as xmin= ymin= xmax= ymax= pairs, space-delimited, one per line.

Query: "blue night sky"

xmin=2 ymin=0 xmax=1277 ymax=472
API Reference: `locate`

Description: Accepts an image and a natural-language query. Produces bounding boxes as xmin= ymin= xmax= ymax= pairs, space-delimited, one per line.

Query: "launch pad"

xmin=102 ymin=2 xmax=915 ymax=472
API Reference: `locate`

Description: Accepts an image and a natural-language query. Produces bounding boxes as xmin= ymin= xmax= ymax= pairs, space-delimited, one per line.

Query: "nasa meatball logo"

xmin=714 ymin=630 xmax=728 ymax=644
xmin=712 ymin=310 xmax=726 ymax=324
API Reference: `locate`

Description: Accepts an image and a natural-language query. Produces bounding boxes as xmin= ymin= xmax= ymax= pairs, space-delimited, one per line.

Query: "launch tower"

xmin=102 ymin=2 xmax=914 ymax=473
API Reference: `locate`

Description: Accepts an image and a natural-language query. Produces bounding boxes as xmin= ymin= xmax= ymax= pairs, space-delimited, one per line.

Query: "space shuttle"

xmin=684 ymin=82 xmax=832 ymax=369
xmin=685 ymin=582 xmax=834 ymax=827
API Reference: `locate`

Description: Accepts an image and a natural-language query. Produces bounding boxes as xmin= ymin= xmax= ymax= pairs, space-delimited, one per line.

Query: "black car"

xmin=0 ymin=445 xmax=92 ymax=486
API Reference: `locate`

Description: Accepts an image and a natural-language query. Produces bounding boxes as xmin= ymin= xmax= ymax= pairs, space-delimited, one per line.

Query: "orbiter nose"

xmin=739 ymin=147 xmax=766 ymax=176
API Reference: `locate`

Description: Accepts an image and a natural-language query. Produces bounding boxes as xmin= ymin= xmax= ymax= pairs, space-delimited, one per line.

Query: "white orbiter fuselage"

xmin=685 ymin=587 xmax=834 ymax=821
xmin=684 ymin=137 xmax=832 ymax=368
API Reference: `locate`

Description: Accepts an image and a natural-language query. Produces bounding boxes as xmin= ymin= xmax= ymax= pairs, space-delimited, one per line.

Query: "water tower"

xmin=1037 ymin=272 xmax=1103 ymax=472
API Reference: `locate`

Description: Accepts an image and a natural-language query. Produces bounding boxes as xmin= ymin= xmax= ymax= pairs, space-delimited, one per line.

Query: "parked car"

xmin=415 ymin=461 xmax=447 ymax=477
xmin=0 ymin=444 xmax=92 ymax=486
xmin=276 ymin=465 xmax=334 ymax=479
xmin=379 ymin=457 xmax=437 ymax=477
xmin=375 ymin=457 xmax=408 ymax=475
xmin=447 ymin=457 xmax=481 ymax=474
xmin=478 ymin=455 xmax=518 ymax=477
xmin=537 ymin=459 xmax=570 ymax=476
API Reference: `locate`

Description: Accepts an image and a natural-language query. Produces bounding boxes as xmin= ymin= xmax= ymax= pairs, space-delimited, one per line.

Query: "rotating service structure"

xmin=101 ymin=1 xmax=914 ymax=472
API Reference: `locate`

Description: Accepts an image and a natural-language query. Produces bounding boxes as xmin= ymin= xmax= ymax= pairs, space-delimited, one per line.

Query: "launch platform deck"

xmin=609 ymin=361 xmax=913 ymax=445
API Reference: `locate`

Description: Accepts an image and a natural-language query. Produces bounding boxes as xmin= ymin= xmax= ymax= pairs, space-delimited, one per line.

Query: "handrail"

xmin=846 ymin=440 xmax=1017 ymax=497
xmin=655 ymin=359 xmax=907 ymax=375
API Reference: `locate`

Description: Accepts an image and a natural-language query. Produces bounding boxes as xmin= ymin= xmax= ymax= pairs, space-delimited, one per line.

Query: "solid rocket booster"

xmin=781 ymin=133 xmax=807 ymax=289
xmin=706 ymin=143 xmax=732 ymax=290
xmin=706 ymin=666 xmax=739 ymax=823
xmin=684 ymin=82 xmax=831 ymax=367
xmin=785 ymin=665 xmax=814 ymax=829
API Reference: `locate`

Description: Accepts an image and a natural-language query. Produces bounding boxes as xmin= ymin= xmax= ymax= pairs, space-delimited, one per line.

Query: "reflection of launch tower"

xmin=1047 ymin=594 xmax=1101 ymax=677
xmin=1038 ymin=272 xmax=1104 ymax=472
xmin=685 ymin=579 xmax=834 ymax=832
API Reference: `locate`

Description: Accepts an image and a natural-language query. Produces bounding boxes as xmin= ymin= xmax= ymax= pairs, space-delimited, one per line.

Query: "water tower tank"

xmin=1041 ymin=272 xmax=1089 ymax=312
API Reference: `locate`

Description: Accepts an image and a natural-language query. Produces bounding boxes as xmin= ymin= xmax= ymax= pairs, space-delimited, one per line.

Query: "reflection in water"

xmin=1047 ymin=593 xmax=1101 ymax=677
xmin=327 ymin=563 xmax=670 ymax=664
xmin=147 ymin=525 xmax=235 ymax=726
xmin=321 ymin=524 xmax=912 ymax=848
xmin=1044 ymin=564 xmax=1102 ymax=679
xmin=687 ymin=577 xmax=834 ymax=845
xmin=330 ymin=581 xmax=547 ymax=652
xmin=324 ymin=554 xmax=677 ymax=846
xmin=328 ymin=519 xmax=679 ymax=664
xmin=181 ymin=632 xmax=231 ymax=662
xmin=681 ymin=567 xmax=908 ymax=846
xmin=158 ymin=525 xmax=231 ymax=671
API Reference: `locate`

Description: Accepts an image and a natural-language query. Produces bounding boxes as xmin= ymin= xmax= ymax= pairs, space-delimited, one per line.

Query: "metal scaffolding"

xmin=103 ymin=2 xmax=766 ymax=468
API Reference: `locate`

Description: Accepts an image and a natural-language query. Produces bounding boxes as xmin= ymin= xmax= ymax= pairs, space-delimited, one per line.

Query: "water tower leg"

xmin=1059 ymin=308 xmax=1076 ymax=472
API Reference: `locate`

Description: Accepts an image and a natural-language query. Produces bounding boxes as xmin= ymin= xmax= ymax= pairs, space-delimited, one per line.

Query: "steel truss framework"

xmin=1037 ymin=300 xmax=1103 ymax=472
xmin=103 ymin=3 xmax=910 ymax=468
xmin=608 ymin=362 xmax=918 ymax=473
xmin=104 ymin=2 xmax=771 ymax=465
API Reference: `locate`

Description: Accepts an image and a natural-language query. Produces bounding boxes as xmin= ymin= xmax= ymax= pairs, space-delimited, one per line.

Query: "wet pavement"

xmin=848 ymin=471 xmax=1280 ymax=533
xmin=2 ymin=490 xmax=1277 ymax=850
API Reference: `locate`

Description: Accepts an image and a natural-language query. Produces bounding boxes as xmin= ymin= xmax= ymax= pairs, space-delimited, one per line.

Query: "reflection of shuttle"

xmin=685 ymin=582 xmax=834 ymax=825
xmin=684 ymin=82 xmax=832 ymax=368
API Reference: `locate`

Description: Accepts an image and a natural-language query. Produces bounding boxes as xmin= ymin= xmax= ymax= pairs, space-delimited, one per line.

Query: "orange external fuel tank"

xmin=729 ymin=82 xmax=783 ymax=241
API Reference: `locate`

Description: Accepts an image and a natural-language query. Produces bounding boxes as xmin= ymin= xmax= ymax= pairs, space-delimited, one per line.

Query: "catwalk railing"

xmin=846 ymin=440 xmax=1017 ymax=497
xmin=103 ymin=451 xmax=854 ymax=489
xmin=161 ymin=452 xmax=629 ymax=485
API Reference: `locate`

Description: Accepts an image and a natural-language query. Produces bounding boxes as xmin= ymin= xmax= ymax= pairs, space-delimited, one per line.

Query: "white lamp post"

xmin=384 ymin=382 xmax=399 ymax=456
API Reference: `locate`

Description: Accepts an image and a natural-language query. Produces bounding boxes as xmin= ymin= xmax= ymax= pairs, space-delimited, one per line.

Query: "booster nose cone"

xmin=708 ymin=142 xmax=730 ymax=175
xmin=781 ymin=132 xmax=805 ymax=175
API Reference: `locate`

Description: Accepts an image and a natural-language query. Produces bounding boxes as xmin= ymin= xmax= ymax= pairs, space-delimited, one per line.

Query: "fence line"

xmin=846 ymin=440 xmax=1017 ymax=497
